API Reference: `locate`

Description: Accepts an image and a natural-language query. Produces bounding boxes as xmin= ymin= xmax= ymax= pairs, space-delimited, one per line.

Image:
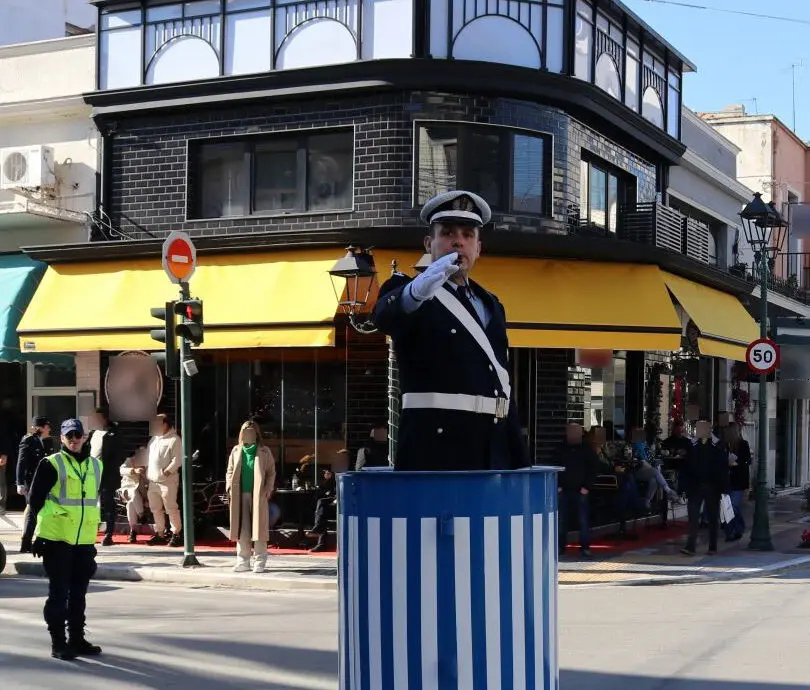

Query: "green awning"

xmin=0 ymin=253 xmax=72 ymax=365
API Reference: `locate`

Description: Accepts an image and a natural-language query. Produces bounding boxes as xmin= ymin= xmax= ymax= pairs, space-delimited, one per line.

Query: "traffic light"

xmin=150 ymin=301 xmax=180 ymax=380
xmin=175 ymin=299 xmax=204 ymax=346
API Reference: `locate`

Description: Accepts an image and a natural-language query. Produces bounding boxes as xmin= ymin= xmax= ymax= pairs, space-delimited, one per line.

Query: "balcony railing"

xmin=567 ymin=202 xmax=712 ymax=267
xmin=731 ymin=252 xmax=810 ymax=305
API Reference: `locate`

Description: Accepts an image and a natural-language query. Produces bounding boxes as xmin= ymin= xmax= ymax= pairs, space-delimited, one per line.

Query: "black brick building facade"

xmin=104 ymin=91 xmax=657 ymax=242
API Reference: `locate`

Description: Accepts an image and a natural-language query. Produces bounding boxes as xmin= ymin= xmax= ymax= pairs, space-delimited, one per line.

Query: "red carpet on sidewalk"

xmin=98 ymin=531 xmax=336 ymax=556
xmin=563 ymin=521 xmax=688 ymax=555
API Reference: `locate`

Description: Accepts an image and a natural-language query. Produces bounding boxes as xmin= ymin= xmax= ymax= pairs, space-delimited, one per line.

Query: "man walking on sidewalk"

xmin=555 ymin=422 xmax=599 ymax=558
xmin=681 ymin=420 xmax=728 ymax=556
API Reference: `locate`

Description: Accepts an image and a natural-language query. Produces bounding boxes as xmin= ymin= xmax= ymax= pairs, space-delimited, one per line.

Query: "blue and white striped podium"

xmin=338 ymin=467 xmax=559 ymax=690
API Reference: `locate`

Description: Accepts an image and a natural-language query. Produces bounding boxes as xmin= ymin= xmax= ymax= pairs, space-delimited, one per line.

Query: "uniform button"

xmin=488 ymin=364 xmax=493 ymax=371
xmin=450 ymin=328 xmax=457 ymax=334
xmin=493 ymin=418 xmax=498 ymax=424
xmin=494 ymin=389 xmax=499 ymax=395
xmin=437 ymin=428 xmax=443 ymax=434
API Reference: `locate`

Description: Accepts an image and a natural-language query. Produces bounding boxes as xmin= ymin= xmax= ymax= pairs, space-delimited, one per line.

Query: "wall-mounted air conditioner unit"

xmin=0 ymin=145 xmax=55 ymax=190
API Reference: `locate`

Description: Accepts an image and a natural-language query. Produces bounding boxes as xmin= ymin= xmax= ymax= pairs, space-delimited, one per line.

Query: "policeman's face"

xmin=40 ymin=424 xmax=51 ymax=438
xmin=62 ymin=432 xmax=84 ymax=453
xmin=425 ymin=223 xmax=481 ymax=277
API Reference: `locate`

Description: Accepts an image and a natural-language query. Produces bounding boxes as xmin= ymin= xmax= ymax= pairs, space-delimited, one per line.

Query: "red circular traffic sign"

xmin=162 ymin=231 xmax=196 ymax=284
xmin=745 ymin=338 xmax=779 ymax=374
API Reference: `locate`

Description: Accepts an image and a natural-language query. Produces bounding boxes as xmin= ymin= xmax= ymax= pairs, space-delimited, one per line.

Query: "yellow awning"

xmin=372 ymin=252 xmax=683 ymax=351
xmin=663 ymin=272 xmax=759 ymax=361
xmin=18 ymin=249 xmax=339 ymax=353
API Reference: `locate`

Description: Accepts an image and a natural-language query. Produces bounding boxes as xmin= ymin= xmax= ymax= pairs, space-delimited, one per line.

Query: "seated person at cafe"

xmin=306 ymin=468 xmax=337 ymax=553
xmin=628 ymin=427 xmax=680 ymax=509
xmin=590 ymin=426 xmax=646 ymax=536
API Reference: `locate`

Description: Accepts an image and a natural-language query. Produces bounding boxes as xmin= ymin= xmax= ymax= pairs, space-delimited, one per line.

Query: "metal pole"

xmin=749 ymin=249 xmax=774 ymax=551
xmin=179 ymin=281 xmax=200 ymax=567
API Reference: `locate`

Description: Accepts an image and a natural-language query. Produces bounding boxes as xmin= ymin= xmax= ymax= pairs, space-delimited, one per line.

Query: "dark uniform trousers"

xmin=41 ymin=540 xmax=97 ymax=636
xmin=373 ymin=273 xmax=529 ymax=471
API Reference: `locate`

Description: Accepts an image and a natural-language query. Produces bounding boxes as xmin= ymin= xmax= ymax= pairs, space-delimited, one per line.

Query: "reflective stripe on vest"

xmin=46 ymin=452 xmax=102 ymax=508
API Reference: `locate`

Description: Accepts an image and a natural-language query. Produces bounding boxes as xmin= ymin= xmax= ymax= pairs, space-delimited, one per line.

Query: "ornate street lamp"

xmin=329 ymin=247 xmax=400 ymax=464
xmin=328 ymin=246 xmax=378 ymax=334
xmin=739 ymin=192 xmax=789 ymax=551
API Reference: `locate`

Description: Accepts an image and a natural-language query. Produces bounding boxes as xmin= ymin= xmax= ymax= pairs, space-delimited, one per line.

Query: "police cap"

xmin=420 ymin=190 xmax=492 ymax=228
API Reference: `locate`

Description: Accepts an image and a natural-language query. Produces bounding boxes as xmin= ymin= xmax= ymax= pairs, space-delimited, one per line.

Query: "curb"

xmin=561 ymin=554 xmax=810 ymax=588
xmin=10 ymin=560 xmax=337 ymax=592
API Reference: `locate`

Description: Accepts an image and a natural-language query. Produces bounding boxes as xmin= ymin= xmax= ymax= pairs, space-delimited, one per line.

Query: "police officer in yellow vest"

xmin=28 ymin=418 xmax=103 ymax=660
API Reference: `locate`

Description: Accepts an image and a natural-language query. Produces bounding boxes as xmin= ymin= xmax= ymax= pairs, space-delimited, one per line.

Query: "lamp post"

xmin=329 ymin=247 xmax=400 ymax=464
xmin=739 ymin=193 xmax=789 ymax=551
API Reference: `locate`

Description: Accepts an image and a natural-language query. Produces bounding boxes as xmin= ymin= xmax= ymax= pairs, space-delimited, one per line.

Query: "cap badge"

xmin=452 ymin=195 xmax=476 ymax=212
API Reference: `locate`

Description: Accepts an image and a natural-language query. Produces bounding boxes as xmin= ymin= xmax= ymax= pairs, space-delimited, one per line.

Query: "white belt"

xmin=401 ymin=392 xmax=509 ymax=419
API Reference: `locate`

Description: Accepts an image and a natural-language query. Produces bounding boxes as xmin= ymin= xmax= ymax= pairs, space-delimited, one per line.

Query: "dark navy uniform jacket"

xmin=372 ymin=272 xmax=530 ymax=471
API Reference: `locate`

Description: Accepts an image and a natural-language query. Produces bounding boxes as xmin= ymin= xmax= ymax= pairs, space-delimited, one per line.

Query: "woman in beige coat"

xmin=225 ymin=420 xmax=276 ymax=573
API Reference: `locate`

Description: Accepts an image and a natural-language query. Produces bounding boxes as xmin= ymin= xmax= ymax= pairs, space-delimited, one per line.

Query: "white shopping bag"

xmin=720 ymin=494 xmax=735 ymax=525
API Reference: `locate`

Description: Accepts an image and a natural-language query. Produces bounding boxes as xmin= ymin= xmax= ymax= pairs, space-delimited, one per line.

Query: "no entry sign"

xmin=162 ymin=231 xmax=197 ymax=284
xmin=746 ymin=338 xmax=779 ymax=375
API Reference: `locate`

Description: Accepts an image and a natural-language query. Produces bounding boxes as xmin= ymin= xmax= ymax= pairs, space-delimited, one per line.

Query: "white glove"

xmin=409 ymin=252 xmax=460 ymax=301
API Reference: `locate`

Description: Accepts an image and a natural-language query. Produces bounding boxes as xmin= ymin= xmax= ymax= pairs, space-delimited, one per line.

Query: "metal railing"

xmin=731 ymin=252 xmax=810 ymax=305
xmin=567 ymin=202 xmax=712 ymax=265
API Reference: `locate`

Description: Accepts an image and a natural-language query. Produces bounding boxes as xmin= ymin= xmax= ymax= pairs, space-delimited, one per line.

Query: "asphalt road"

xmin=3 ymin=569 xmax=810 ymax=689
xmin=0 ymin=578 xmax=339 ymax=690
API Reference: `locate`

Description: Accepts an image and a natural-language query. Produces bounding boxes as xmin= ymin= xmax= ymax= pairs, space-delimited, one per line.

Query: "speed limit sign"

xmin=746 ymin=338 xmax=780 ymax=374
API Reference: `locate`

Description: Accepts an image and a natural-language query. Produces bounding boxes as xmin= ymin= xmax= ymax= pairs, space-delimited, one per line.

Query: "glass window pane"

xmin=147 ymin=4 xmax=183 ymax=22
xmin=609 ymin=22 xmax=622 ymax=42
xmin=589 ymin=166 xmax=607 ymax=228
xmin=595 ymin=53 xmax=621 ymax=99
xmin=102 ymin=10 xmax=142 ymax=30
xmin=227 ymin=0 xmax=270 ymax=9
xmin=307 ymin=131 xmax=353 ymax=211
xmin=627 ymin=38 xmax=639 ymax=59
xmin=574 ymin=15 xmax=593 ymax=81
xmin=468 ymin=131 xmax=501 ymax=209
xmin=254 ymin=139 xmax=301 ymax=212
xmin=417 ymin=125 xmax=458 ymax=204
xmin=608 ymin=174 xmax=618 ymax=233
xmin=596 ymin=13 xmax=608 ymax=32
xmin=545 ymin=6 xmax=565 ymax=73
xmin=185 ymin=1 xmax=221 ymax=16
xmin=577 ymin=0 xmax=592 ymax=18
xmin=511 ymin=135 xmax=544 ymax=214
xmin=32 ymin=396 xmax=75 ymax=444
xmin=34 ymin=364 xmax=76 ymax=388
xmin=668 ymin=85 xmax=681 ymax=136
xmin=196 ymin=142 xmax=248 ymax=218
xmin=642 ymin=87 xmax=664 ymax=128
xmin=625 ymin=55 xmax=638 ymax=111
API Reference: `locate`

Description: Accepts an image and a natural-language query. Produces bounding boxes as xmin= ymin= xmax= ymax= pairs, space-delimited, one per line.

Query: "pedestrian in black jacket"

xmin=723 ymin=422 xmax=752 ymax=541
xmin=681 ymin=420 xmax=729 ymax=555
xmin=555 ymin=423 xmax=599 ymax=558
xmin=85 ymin=408 xmax=123 ymax=546
xmin=16 ymin=416 xmax=51 ymax=553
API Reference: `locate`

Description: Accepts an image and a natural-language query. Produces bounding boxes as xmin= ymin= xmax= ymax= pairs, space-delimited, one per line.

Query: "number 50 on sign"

xmin=746 ymin=338 xmax=779 ymax=375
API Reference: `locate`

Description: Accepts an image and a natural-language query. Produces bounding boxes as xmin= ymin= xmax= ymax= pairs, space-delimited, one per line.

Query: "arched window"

xmin=595 ymin=53 xmax=621 ymax=99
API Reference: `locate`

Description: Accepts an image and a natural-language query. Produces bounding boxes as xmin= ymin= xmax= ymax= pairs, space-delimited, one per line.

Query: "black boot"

xmin=69 ymin=632 xmax=102 ymax=656
xmin=51 ymin=633 xmax=77 ymax=661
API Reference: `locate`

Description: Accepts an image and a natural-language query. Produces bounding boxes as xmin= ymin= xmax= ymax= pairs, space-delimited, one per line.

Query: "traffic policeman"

xmin=16 ymin=416 xmax=51 ymax=553
xmin=373 ymin=190 xmax=530 ymax=471
xmin=28 ymin=418 xmax=103 ymax=660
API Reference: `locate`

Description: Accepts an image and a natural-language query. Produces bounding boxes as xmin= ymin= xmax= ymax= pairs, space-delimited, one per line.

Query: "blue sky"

xmin=623 ymin=0 xmax=810 ymax=141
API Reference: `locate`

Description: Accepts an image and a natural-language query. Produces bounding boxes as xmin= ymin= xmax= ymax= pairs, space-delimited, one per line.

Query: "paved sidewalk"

xmin=0 ymin=511 xmax=337 ymax=592
xmin=3 ymin=493 xmax=810 ymax=590
xmin=558 ymin=492 xmax=810 ymax=585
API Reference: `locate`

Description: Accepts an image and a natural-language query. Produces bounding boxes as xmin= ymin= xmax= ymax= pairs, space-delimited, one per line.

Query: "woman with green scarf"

xmin=225 ymin=420 xmax=277 ymax=573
